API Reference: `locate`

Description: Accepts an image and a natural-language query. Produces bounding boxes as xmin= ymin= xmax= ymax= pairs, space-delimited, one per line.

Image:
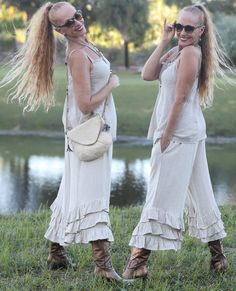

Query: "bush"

xmin=214 ymin=13 xmax=236 ymax=64
xmin=0 ymin=35 xmax=15 ymax=52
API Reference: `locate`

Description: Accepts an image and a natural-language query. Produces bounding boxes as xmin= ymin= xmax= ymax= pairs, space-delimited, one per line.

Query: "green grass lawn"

xmin=0 ymin=66 xmax=235 ymax=137
xmin=0 ymin=205 xmax=235 ymax=290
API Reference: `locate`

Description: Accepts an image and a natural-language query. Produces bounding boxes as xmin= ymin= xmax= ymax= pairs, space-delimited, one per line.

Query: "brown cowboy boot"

xmin=208 ymin=240 xmax=227 ymax=271
xmin=47 ymin=242 xmax=72 ymax=270
xmin=122 ymin=247 xmax=151 ymax=279
xmin=91 ymin=239 xmax=123 ymax=282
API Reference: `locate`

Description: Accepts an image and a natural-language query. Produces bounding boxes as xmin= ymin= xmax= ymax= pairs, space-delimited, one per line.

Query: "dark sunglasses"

xmin=174 ymin=23 xmax=203 ymax=33
xmin=57 ymin=10 xmax=83 ymax=28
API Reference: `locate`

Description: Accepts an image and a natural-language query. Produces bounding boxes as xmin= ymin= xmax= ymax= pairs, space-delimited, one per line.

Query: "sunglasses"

xmin=57 ymin=10 xmax=83 ymax=28
xmin=174 ymin=23 xmax=203 ymax=33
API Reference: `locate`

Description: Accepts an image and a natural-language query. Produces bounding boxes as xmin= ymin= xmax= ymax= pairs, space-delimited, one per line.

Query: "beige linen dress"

xmin=45 ymin=52 xmax=117 ymax=246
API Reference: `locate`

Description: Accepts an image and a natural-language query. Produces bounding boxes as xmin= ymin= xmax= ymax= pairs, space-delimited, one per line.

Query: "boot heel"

xmin=208 ymin=240 xmax=227 ymax=271
xmin=122 ymin=247 xmax=151 ymax=279
xmin=47 ymin=242 xmax=75 ymax=270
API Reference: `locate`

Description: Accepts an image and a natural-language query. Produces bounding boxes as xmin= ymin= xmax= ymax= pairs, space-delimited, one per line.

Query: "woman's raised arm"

xmin=141 ymin=19 xmax=176 ymax=81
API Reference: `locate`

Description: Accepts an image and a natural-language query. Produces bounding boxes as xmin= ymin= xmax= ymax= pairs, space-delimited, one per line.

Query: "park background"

xmin=0 ymin=0 xmax=236 ymax=290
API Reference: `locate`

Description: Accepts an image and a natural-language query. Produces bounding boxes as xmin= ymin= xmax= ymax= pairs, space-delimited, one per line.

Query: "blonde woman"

xmin=123 ymin=4 xmax=231 ymax=279
xmin=1 ymin=2 xmax=122 ymax=281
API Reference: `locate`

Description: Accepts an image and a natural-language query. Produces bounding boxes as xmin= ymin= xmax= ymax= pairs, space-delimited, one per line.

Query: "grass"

xmin=0 ymin=205 xmax=235 ymax=290
xmin=0 ymin=66 xmax=236 ymax=137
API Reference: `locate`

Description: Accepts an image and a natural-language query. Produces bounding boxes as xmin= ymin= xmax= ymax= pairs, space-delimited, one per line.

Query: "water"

xmin=0 ymin=136 xmax=235 ymax=214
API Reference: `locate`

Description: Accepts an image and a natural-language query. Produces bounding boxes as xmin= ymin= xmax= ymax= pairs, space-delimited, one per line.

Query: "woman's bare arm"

xmin=142 ymin=42 xmax=169 ymax=81
xmin=142 ymin=19 xmax=176 ymax=81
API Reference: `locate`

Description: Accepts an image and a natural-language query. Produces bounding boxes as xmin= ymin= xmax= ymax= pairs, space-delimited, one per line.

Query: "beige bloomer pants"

xmin=129 ymin=139 xmax=226 ymax=251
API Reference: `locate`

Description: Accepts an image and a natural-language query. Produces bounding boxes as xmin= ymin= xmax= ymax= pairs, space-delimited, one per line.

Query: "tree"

xmin=3 ymin=0 xmax=100 ymax=27
xmin=0 ymin=2 xmax=26 ymax=51
xmin=214 ymin=13 xmax=236 ymax=63
xmin=165 ymin=0 xmax=236 ymax=14
xmin=97 ymin=0 xmax=149 ymax=68
xmin=145 ymin=0 xmax=178 ymax=46
xmin=3 ymin=0 xmax=49 ymax=18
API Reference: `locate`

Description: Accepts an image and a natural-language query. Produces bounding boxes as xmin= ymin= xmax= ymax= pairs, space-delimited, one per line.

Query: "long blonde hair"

xmin=183 ymin=4 xmax=235 ymax=107
xmin=0 ymin=2 xmax=68 ymax=112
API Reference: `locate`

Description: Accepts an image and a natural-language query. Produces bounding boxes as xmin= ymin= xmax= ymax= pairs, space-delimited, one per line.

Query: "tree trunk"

xmin=124 ymin=40 xmax=129 ymax=69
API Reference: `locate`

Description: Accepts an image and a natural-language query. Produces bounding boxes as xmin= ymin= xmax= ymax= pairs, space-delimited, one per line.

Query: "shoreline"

xmin=0 ymin=129 xmax=236 ymax=144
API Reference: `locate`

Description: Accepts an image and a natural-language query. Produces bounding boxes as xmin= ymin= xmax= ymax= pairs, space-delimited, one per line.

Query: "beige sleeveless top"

xmin=147 ymin=57 xmax=207 ymax=143
xmin=62 ymin=52 xmax=117 ymax=140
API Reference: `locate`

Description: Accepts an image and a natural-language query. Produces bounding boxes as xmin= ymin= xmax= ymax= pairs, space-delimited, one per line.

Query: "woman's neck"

xmin=67 ymin=35 xmax=88 ymax=46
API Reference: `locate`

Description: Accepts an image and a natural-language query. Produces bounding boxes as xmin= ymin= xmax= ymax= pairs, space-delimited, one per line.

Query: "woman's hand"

xmin=160 ymin=135 xmax=171 ymax=153
xmin=108 ymin=74 xmax=120 ymax=89
xmin=162 ymin=19 xmax=175 ymax=44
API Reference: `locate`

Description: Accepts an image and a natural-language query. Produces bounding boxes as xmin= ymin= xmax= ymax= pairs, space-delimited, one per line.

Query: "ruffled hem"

xmin=186 ymin=207 xmax=227 ymax=242
xmin=50 ymin=198 xmax=109 ymax=224
xmin=129 ymin=207 xmax=183 ymax=251
xmin=44 ymin=198 xmax=113 ymax=245
xmin=132 ymin=220 xmax=183 ymax=241
xmin=188 ymin=217 xmax=227 ymax=242
xmin=140 ymin=207 xmax=184 ymax=230
xmin=129 ymin=234 xmax=181 ymax=251
xmin=45 ymin=223 xmax=114 ymax=245
xmin=185 ymin=207 xmax=222 ymax=228
xmin=64 ymin=224 xmax=114 ymax=244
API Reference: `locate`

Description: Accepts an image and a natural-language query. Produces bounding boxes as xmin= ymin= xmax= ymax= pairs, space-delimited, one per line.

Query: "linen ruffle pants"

xmin=44 ymin=145 xmax=114 ymax=246
xmin=129 ymin=139 xmax=226 ymax=251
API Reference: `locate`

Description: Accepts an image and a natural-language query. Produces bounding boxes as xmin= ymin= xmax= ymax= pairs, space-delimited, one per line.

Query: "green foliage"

xmin=3 ymin=0 xmax=47 ymax=18
xmin=0 ymin=3 xmax=27 ymax=51
xmin=144 ymin=0 xmax=178 ymax=46
xmin=97 ymin=0 xmax=149 ymax=44
xmin=2 ymin=0 xmax=236 ymax=63
xmin=96 ymin=0 xmax=149 ymax=67
xmin=214 ymin=13 xmax=236 ymax=63
xmin=165 ymin=0 xmax=236 ymax=14
xmin=3 ymin=0 xmax=100 ymax=25
xmin=0 ymin=15 xmax=25 ymax=34
xmin=88 ymin=24 xmax=123 ymax=48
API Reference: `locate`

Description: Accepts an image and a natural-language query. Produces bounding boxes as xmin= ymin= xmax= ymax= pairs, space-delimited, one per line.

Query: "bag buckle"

xmin=103 ymin=123 xmax=110 ymax=131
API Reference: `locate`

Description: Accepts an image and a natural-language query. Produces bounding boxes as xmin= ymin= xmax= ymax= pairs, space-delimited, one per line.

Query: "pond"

xmin=0 ymin=136 xmax=235 ymax=214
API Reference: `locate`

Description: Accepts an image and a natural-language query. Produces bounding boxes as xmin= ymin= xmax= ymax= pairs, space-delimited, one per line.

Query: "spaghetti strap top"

xmin=147 ymin=54 xmax=207 ymax=143
xmin=66 ymin=48 xmax=98 ymax=64
xmin=62 ymin=48 xmax=117 ymax=140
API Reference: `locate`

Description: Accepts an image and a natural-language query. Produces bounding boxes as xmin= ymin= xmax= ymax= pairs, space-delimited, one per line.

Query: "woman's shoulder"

xmin=66 ymin=48 xmax=91 ymax=77
xmin=180 ymin=45 xmax=201 ymax=59
xmin=67 ymin=48 xmax=90 ymax=66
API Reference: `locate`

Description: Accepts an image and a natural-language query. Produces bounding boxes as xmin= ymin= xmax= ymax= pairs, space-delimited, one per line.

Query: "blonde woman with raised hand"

xmin=0 ymin=2 xmax=122 ymax=282
xmin=123 ymin=4 xmax=232 ymax=279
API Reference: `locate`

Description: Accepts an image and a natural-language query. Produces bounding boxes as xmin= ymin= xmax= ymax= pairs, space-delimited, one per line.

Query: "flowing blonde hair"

xmin=0 ymin=2 xmax=68 ymax=112
xmin=183 ymin=4 xmax=235 ymax=107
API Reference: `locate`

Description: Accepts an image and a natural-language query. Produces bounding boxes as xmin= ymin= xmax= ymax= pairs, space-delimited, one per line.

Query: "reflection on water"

xmin=0 ymin=136 xmax=235 ymax=214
